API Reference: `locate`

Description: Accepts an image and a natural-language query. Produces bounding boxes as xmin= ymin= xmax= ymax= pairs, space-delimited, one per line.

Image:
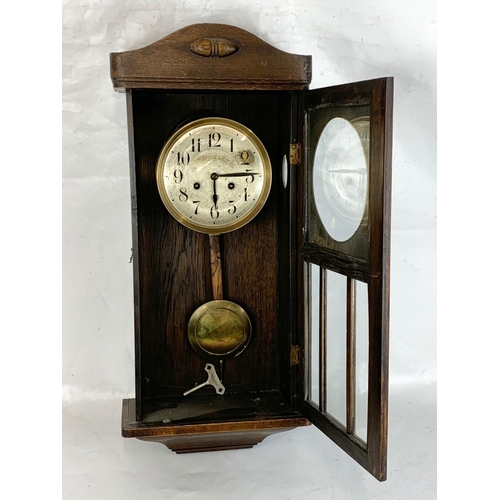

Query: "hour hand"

xmin=212 ymin=177 xmax=218 ymax=207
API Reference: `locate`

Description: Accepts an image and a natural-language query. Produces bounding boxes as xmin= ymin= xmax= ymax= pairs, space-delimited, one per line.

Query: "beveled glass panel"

xmin=313 ymin=117 xmax=369 ymax=242
xmin=306 ymin=106 xmax=371 ymax=263
xmin=355 ymin=280 xmax=369 ymax=442
xmin=309 ymin=264 xmax=320 ymax=405
xmin=325 ymin=270 xmax=347 ymax=426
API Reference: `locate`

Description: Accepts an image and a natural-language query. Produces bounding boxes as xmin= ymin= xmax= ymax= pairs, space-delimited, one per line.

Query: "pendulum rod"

xmin=209 ymin=234 xmax=224 ymax=381
xmin=209 ymin=234 xmax=224 ymax=300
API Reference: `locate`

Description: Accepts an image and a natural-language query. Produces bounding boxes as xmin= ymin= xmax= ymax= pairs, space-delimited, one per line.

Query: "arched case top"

xmin=110 ymin=23 xmax=312 ymax=91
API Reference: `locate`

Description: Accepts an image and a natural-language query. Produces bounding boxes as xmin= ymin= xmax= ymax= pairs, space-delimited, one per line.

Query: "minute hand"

xmin=217 ymin=172 xmax=255 ymax=177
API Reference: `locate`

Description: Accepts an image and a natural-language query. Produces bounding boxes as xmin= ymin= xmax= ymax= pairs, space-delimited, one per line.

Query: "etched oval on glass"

xmin=312 ymin=117 xmax=369 ymax=242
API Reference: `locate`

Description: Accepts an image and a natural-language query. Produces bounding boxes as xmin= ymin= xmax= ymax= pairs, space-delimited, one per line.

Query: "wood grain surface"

xmin=128 ymin=90 xmax=293 ymax=402
xmin=111 ymin=23 xmax=311 ymax=91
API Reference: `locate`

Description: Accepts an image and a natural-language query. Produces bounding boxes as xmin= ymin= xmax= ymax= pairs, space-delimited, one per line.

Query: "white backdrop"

xmin=62 ymin=1 xmax=436 ymax=498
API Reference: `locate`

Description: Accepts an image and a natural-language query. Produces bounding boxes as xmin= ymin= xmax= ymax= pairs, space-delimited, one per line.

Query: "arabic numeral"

xmin=179 ymin=187 xmax=188 ymax=202
xmin=177 ymin=152 xmax=190 ymax=165
xmin=210 ymin=205 xmax=220 ymax=219
xmin=208 ymin=133 xmax=221 ymax=147
xmin=191 ymin=138 xmax=201 ymax=152
xmin=228 ymin=201 xmax=236 ymax=215
xmin=240 ymin=151 xmax=250 ymax=165
xmin=174 ymin=169 xmax=183 ymax=183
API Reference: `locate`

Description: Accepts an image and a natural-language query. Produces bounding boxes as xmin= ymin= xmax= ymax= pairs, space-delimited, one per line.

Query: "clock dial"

xmin=156 ymin=117 xmax=272 ymax=235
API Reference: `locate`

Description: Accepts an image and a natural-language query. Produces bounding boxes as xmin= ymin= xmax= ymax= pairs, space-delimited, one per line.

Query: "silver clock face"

xmin=156 ymin=117 xmax=272 ymax=235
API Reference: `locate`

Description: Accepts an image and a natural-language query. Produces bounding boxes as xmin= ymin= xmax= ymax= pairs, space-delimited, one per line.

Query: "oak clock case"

xmin=110 ymin=23 xmax=393 ymax=482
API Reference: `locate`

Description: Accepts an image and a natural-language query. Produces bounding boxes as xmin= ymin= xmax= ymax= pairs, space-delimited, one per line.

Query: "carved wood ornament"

xmin=189 ymin=38 xmax=239 ymax=58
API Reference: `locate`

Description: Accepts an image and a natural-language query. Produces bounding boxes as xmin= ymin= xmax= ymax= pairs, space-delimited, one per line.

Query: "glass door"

xmin=297 ymin=78 xmax=393 ymax=481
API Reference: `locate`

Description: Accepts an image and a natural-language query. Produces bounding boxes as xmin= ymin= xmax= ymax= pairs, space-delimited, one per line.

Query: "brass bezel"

xmin=156 ymin=117 xmax=272 ymax=235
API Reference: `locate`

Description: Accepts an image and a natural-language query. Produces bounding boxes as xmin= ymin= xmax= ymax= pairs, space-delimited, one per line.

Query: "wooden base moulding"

xmin=122 ymin=398 xmax=310 ymax=453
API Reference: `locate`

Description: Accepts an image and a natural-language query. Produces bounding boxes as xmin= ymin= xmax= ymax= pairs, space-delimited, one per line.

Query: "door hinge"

xmin=290 ymin=142 xmax=301 ymax=165
xmin=291 ymin=345 xmax=300 ymax=366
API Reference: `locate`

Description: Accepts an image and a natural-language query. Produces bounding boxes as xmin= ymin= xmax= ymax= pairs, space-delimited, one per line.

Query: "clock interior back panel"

xmin=130 ymin=90 xmax=294 ymax=418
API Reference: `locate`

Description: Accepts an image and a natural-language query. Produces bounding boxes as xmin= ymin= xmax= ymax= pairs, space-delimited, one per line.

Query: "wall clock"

xmin=110 ymin=23 xmax=393 ymax=481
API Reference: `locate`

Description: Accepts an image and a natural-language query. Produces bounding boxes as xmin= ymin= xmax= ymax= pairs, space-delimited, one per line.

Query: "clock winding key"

xmin=183 ymin=363 xmax=226 ymax=396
